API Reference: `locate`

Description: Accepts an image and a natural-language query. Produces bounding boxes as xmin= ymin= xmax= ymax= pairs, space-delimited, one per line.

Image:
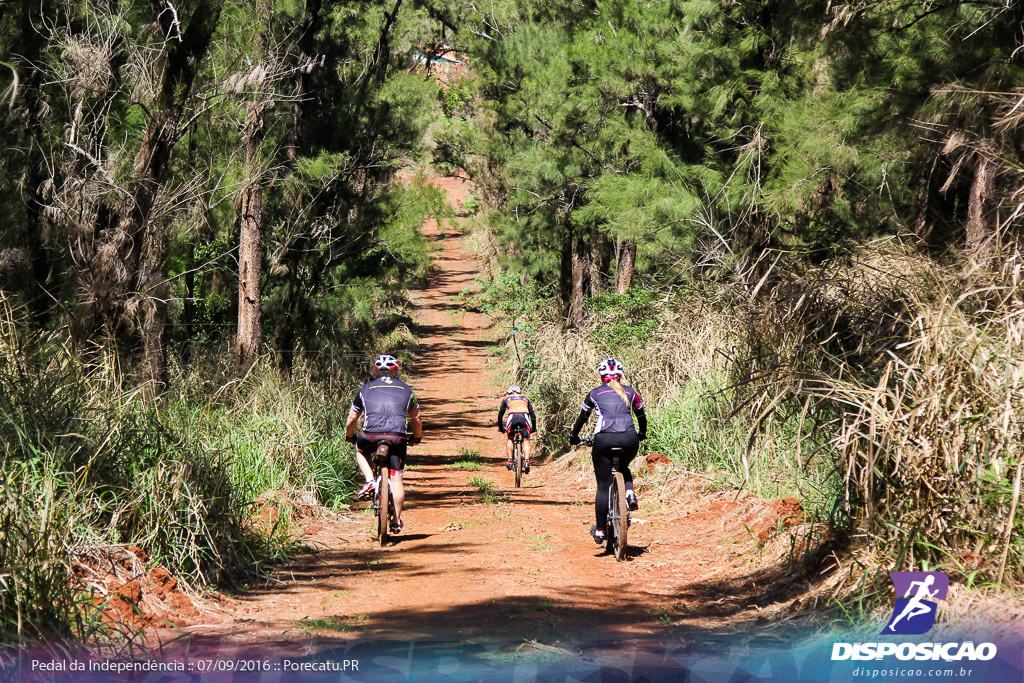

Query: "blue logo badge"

xmin=883 ymin=571 xmax=948 ymax=635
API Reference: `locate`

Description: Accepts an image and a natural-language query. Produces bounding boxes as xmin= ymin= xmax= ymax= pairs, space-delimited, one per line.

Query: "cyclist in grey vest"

xmin=345 ymin=354 xmax=422 ymax=533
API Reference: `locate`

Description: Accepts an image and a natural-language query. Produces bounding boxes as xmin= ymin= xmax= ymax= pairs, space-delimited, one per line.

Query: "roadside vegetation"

xmin=0 ymin=0 xmax=446 ymax=651
xmin=443 ymin=0 xmax=1024 ymax=612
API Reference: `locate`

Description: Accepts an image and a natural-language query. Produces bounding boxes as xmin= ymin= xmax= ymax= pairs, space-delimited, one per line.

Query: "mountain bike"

xmin=369 ymin=438 xmax=403 ymax=547
xmin=511 ymin=427 xmax=526 ymax=488
xmin=580 ymin=438 xmax=629 ymax=561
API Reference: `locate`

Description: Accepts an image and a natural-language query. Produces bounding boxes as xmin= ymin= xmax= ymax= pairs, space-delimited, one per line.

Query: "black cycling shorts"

xmin=357 ymin=432 xmax=407 ymax=471
xmin=505 ymin=414 xmax=531 ymax=437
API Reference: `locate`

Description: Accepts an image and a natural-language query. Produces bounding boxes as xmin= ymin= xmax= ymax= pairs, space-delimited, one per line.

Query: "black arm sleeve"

xmin=528 ymin=403 xmax=537 ymax=430
xmin=497 ymin=400 xmax=506 ymax=429
xmin=570 ymin=409 xmax=590 ymax=438
xmin=636 ymin=407 xmax=648 ymax=434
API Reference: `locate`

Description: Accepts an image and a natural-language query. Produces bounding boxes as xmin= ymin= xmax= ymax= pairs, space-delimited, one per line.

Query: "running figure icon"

xmin=883 ymin=571 xmax=949 ymax=635
xmin=887 ymin=575 xmax=938 ymax=631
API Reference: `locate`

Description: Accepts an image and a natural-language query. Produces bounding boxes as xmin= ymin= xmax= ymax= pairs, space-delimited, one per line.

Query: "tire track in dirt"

xmin=170 ymin=174 xmax=811 ymax=659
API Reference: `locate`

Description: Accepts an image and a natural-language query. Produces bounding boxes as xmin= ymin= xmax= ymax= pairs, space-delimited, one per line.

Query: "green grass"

xmin=523 ymin=534 xmax=558 ymax=551
xmin=449 ymin=462 xmax=483 ymax=471
xmin=297 ymin=614 xmax=368 ymax=634
xmin=513 ymin=598 xmax=554 ymax=613
xmin=448 ymin=449 xmax=484 ymax=471
xmin=467 ymin=476 xmax=509 ymax=504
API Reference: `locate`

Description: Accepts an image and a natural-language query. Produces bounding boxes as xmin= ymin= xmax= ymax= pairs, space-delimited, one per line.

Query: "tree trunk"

xmin=237 ymin=109 xmax=264 ymax=369
xmin=966 ymin=150 xmax=996 ymax=266
xmin=558 ymin=220 xmax=574 ymax=319
xmin=286 ymin=0 xmax=321 ymax=162
xmin=590 ymin=235 xmax=611 ymax=297
xmin=569 ymin=228 xmax=589 ymax=327
xmin=237 ymin=0 xmax=270 ymax=371
xmin=370 ymin=0 xmax=403 ymax=89
xmin=615 ymin=240 xmax=636 ymax=294
xmin=140 ymin=228 xmax=169 ymax=398
xmin=84 ymin=0 xmax=225 ymax=394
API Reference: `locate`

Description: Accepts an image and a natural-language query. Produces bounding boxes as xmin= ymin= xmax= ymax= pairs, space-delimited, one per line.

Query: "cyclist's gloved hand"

xmin=345 ymin=434 xmax=357 ymax=444
xmin=638 ymin=432 xmax=647 ymax=441
xmin=568 ymin=434 xmax=581 ymax=446
xmin=410 ymin=436 xmax=422 ymax=445
xmin=497 ymin=426 xmax=505 ymax=433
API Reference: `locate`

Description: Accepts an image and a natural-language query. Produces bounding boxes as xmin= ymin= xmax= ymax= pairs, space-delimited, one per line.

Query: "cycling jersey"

xmin=580 ymin=385 xmax=644 ymax=434
xmin=497 ymin=394 xmax=537 ymax=433
xmin=350 ymin=376 xmax=419 ymax=436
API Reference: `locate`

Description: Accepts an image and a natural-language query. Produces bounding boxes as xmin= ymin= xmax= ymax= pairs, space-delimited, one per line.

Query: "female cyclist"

xmin=568 ymin=358 xmax=647 ymax=544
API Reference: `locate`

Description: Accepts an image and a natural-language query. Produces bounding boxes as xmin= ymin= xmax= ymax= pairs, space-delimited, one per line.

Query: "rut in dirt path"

xmin=172 ymin=174 xmax=815 ymax=657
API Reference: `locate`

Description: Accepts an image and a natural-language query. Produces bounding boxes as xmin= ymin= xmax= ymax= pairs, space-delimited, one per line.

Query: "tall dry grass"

xmin=740 ymin=240 xmax=1024 ymax=584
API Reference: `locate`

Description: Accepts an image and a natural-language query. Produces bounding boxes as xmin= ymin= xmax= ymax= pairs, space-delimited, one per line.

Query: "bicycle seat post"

xmin=375 ymin=442 xmax=390 ymax=475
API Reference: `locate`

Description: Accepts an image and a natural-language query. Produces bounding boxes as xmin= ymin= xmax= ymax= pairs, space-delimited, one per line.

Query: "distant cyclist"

xmin=568 ymin=358 xmax=647 ymax=544
xmin=345 ymin=354 xmax=422 ymax=534
xmin=497 ymin=385 xmax=537 ymax=473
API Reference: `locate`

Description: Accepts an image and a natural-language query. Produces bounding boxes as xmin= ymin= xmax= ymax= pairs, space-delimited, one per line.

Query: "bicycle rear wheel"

xmin=378 ymin=470 xmax=390 ymax=546
xmin=513 ymin=438 xmax=523 ymax=488
xmin=371 ymin=476 xmax=381 ymax=541
xmin=609 ymin=472 xmax=628 ymax=561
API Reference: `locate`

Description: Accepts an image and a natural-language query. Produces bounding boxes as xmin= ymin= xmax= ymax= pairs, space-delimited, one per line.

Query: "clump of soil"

xmin=74 ymin=546 xmax=200 ymax=629
xmin=744 ymin=497 xmax=805 ymax=543
xmin=644 ymin=452 xmax=672 ymax=468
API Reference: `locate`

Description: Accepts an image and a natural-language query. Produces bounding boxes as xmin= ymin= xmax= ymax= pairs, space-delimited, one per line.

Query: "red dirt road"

xmin=170 ymin=175 xmax=809 ymax=659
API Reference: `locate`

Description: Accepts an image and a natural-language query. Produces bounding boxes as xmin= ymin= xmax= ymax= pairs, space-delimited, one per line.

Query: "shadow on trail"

xmin=193 ymin=581 xmax=815 ymax=656
xmin=227 ymin=542 xmax=492 ymax=601
xmin=389 ymin=533 xmax=433 ymax=545
xmin=667 ymin=556 xmax=829 ymax=621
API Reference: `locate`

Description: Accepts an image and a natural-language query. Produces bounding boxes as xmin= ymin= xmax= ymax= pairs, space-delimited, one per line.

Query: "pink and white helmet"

xmin=598 ymin=358 xmax=624 ymax=381
xmin=374 ymin=354 xmax=399 ymax=372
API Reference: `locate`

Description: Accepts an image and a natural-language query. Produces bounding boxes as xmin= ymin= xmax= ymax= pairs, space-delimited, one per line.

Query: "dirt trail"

xmin=171 ymin=175 xmax=809 ymax=660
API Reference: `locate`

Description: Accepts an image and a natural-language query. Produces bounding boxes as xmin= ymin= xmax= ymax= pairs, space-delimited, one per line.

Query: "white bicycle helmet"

xmin=374 ymin=354 xmax=399 ymax=372
xmin=507 ymin=385 xmax=522 ymax=394
xmin=598 ymin=358 xmax=624 ymax=380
